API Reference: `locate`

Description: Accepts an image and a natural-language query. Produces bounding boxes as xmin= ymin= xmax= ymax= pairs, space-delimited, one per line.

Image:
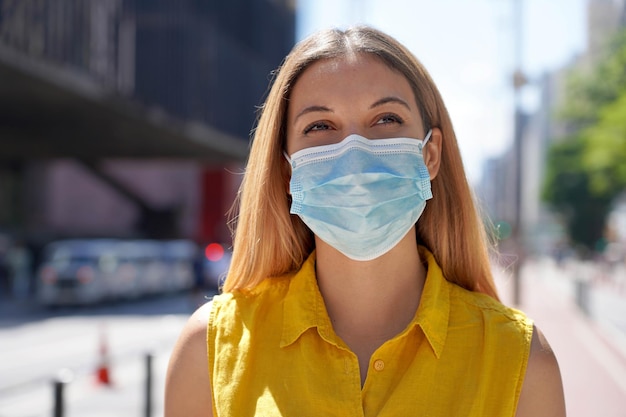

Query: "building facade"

xmin=0 ymin=0 xmax=295 ymax=247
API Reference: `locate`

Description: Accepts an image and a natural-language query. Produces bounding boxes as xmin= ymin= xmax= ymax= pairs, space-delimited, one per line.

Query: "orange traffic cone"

xmin=95 ymin=326 xmax=112 ymax=386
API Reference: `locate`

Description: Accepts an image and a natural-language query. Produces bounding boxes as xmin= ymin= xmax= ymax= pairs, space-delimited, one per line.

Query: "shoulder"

xmin=207 ymin=279 xmax=292 ymax=348
xmin=450 ymin=283 xmax=533 ymax=333
xmin=515 ymin=325 xmax=566 ymax=417
xmin=164 ymin=301 xmax=215 ymax=417
xmin=447 ymin=285 xmax=535 ymax=367
xmin=211 ymin=276 xmax=292 ymax=317
xmin=174 ymin=300 xmax=214 ymax=347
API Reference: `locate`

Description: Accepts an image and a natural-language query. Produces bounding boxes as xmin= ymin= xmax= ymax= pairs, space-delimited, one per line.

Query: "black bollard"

xmin=144 ymin=353 xmax=153 ymax=417
xmin=52 ymin=369 xmax=73 ymax=417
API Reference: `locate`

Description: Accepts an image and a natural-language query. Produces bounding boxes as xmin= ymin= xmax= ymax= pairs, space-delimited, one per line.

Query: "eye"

xmin=375 ymin=113 xmax=404 ymax=125
xmin=303 ymin=121 xmax=332 ymax=134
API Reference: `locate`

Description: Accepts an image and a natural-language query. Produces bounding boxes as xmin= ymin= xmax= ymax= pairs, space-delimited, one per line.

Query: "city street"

xmin=1 ymin=0 xmax=623 ymax=416
xmin=0 ymin=290 xmax=214 ymax=417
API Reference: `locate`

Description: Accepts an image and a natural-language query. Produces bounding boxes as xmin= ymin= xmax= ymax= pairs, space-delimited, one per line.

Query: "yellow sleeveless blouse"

xmin=208 ymin=249 xmax=533 ymax=416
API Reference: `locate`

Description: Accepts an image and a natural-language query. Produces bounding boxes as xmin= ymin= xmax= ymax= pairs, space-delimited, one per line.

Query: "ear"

xmin=423 ymin=127 xmax=442 ymax=180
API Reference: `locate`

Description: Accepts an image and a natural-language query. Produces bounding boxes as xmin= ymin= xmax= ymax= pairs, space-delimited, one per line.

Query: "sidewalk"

xmin=496 ymin=258 xmax=626 ymax=417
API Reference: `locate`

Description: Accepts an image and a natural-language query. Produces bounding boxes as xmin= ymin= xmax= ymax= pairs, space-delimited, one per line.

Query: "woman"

xmin=165 ymin=26 xmax=565 ymax=416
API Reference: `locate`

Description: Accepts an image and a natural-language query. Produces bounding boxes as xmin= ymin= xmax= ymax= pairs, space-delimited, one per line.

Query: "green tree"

xmin=542 ymin=29 xmax=626 ymax=253
xmin=542 ymin=135 xmax=613 ymax=252
xmin=583 ymin=92 xmax=626 ymax=196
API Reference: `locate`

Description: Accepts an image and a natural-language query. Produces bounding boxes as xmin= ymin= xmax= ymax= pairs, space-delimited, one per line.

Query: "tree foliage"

xmin=584 ymin=92 xmax=626 ymax=196
xmin=542 ymin=135 xmax=613 ymax=251
xmin=542 ymin=29 xmax=626 ymax=252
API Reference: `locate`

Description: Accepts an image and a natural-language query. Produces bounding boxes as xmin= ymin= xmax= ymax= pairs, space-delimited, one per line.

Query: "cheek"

xmin=285 ymin=134 xmax=298 ymax=156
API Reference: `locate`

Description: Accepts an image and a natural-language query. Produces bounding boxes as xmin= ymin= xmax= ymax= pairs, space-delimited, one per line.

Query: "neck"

xmin=315 ymin=231 xmax=426 ymax=344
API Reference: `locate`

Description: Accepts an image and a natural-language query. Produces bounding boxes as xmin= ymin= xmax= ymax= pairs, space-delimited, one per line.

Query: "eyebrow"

xmin=294 ymin=105 xmax=333 ymax=122
xmin=369 ymin=96 xmax=412 ymax=110
xmin=293 ymin=96 xmax=412 ymax=122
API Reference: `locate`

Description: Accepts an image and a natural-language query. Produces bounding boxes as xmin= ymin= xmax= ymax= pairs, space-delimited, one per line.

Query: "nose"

xmin=343 ymin=123 xmax=370 ymax=140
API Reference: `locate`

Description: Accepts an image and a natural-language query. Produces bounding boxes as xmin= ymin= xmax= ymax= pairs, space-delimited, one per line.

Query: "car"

xmin=37 ymin=239 xmax=118 ymax=306
xmin=37 ymin=238 xmax=199 ymax=306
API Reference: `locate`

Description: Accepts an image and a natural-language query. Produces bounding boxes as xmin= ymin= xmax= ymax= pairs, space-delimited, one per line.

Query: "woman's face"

xmin=286 ymin=53 xmax=427 ymax=155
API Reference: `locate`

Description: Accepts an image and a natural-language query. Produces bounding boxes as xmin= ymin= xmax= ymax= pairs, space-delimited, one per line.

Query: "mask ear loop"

xmin=423 ymin=129 xmax=433 ymax=146
xmin=283 ymin=151 xmax=293 ymax=168
xmin=420 ymin=129 xmax=433 ymax=151
xmin=282 ymin=151 xmax=294 ymax=199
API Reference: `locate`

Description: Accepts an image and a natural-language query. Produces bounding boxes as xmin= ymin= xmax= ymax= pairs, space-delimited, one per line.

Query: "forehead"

xmin=289 ymin=53 xmax=416 ymax=104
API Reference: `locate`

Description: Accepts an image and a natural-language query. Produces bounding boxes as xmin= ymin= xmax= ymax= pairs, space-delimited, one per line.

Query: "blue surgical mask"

xmin=285 ymin=131 xmax=433 ymax=261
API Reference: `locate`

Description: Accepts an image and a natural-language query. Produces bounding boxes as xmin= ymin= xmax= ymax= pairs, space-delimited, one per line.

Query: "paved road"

xmin=0 ymin=290 xmax=214 ymax=417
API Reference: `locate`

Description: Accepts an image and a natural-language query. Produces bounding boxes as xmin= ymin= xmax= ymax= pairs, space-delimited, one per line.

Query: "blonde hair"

xmin=224 ymin=26 xmax=499 ymax=299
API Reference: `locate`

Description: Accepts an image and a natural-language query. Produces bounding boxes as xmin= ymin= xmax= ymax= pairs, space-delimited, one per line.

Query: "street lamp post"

xmin=511 ymin=0 xmax=525 ymax=306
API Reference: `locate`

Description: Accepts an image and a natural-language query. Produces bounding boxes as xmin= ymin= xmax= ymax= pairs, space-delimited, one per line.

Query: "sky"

xmin=296 ymin=0 xmax=588 ymax=183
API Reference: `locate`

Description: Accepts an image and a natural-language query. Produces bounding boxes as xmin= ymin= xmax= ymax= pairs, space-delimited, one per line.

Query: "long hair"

xmin=223 ymin=26 xmax=499 ymax=299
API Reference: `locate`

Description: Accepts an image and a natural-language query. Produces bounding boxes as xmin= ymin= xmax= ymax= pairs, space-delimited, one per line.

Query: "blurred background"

xmin=0 ymin=0 xmax=625 ymax=416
